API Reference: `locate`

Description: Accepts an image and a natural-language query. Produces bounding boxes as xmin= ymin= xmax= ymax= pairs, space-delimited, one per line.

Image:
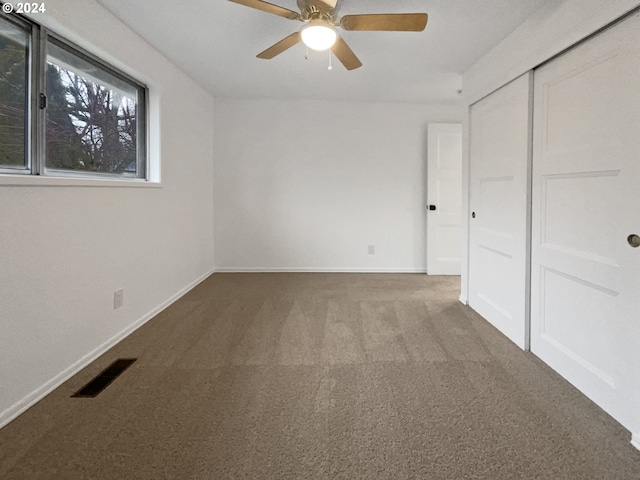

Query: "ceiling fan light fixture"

xmin=300 ymin=20 xmax=337 ymax=51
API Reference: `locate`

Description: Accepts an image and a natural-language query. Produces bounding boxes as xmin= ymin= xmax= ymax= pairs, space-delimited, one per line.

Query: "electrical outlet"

xmin=114 ymin=289 xmax=124 ymax=309
xmin=368 ymin=245 xmax=376 ymax=255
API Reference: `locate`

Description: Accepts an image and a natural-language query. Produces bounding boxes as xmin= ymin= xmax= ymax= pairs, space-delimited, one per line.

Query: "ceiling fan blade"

xmin=228 ymin=0 xmax=301 ymax=20
xmin=340 ymin=13 xmax=428 ymax=31
xmin=257 ymin=32 xmax=302 ymax=59
xmin=331 ymin=36 xmax=362 ymax=71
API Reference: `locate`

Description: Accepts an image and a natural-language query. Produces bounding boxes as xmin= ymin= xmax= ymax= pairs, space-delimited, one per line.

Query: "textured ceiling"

xmin=97 ymin=0 xmax=554 ymax=104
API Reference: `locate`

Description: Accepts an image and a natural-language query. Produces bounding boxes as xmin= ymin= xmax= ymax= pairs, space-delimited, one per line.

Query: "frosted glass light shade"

xmin=301 ymin=21 xmax=337 ymax=51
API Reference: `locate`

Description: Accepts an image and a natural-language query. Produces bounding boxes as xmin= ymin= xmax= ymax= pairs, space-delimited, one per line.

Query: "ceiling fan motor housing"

xmin=297 ymin=0 xmax=340 ymax=23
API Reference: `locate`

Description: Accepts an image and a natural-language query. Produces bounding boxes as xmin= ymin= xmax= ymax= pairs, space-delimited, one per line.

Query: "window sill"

xmin=0 ymin=174 xmax=161 ymax=188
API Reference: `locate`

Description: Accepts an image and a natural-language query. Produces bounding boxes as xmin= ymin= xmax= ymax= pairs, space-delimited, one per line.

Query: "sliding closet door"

xmin=468 ymin=73 xmax=531 ymax=350
xmin=531 ymin=11 xmax=640 ymax=434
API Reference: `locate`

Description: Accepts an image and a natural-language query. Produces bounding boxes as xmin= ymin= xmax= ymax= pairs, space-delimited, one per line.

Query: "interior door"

xmin=426 ymin=123 xmax=462 ymax=275
xmin=530 ymin=11 xmax=640 ymax=436
xmin=468 ymin=74 xmax=531 ymax=350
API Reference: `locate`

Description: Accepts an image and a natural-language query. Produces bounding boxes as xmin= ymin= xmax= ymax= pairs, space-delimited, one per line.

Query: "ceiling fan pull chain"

xmin=328 ymin=50 xmax=333 ymax=71
xmin=305 ymin=45 xmax=309 ymax=60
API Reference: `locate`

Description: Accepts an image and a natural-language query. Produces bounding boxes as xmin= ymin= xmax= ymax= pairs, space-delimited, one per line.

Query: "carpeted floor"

xmin=1 ymin=273 xmax=639 ymax=479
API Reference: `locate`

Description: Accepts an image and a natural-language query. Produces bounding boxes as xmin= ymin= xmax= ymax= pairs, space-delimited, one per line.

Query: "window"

xmin=0 ymin=15 xmax=29 ymax=170
xmin=0 ymin=9 xmax=147 ymax=180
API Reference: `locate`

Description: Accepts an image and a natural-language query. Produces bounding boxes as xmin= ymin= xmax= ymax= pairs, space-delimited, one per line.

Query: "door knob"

xmin=427 ymin=205 xmax=437 ymax=211
xmin=628 ymin=234 xmax=640 ymax=248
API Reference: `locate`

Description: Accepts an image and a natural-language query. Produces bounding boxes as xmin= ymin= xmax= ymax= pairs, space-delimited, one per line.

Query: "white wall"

xmin=213 ymin=98 xmax=462 ymax=272
xmin=459 ymin=0 xmax=640 ymax=303
xmin=0 ymin=0 xmax=215 ymax=426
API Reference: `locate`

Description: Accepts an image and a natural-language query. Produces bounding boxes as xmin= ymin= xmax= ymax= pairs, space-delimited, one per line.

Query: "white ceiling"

xmin=97 ymin=0 xmax=552 ymax=104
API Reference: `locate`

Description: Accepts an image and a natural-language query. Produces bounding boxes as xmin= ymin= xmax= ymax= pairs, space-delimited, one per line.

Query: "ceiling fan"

xmin=228 ymin=0 xmax=428 ymax=71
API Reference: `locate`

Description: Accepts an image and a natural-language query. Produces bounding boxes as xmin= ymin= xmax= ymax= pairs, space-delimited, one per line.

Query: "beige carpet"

xmin=1 ymin=273 xmax=639 ymax=479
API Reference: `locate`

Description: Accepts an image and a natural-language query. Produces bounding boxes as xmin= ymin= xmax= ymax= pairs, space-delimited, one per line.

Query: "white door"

xmin=531 ymin=11 xmax=640 ymax=436
xmin=426 ymin=123 xmax=462 ymax=275
xmin=468 ymin=74 xmax=531 ymax=350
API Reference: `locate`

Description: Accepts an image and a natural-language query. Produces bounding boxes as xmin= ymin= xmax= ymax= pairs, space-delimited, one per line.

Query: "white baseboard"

xmin=459 ymin=294 xmax=468 ymax=305
xmin=632 ymin=433 xmax=640 ymax=451
xmin=214 ymin=267 xmax=427 ymax=273
xmin=0 ymin=268 xmax=214 ymax=430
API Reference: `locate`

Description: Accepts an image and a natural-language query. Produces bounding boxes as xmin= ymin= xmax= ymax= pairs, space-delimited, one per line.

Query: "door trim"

xmin=523 ymin=70 xmax=534 ymax=351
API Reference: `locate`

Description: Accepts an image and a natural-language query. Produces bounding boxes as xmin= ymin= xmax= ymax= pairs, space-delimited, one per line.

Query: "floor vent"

xmin=71 ymin=358 xmax=136 ymax=398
